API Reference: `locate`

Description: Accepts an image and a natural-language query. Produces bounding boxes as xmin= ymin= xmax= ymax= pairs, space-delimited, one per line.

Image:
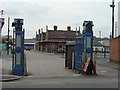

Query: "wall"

xmin=65 ymin=45 xmax=75 ymax=69
xmin=35 ymin=42 xmax=39 ymax=51
xmin=110 ymin=37 xmax=120 ymax=62
xmin=24 ymin=45 xmax=35 ymax=50
xmin=118 ymin=37 xmax=120 ymax=61
xmin=35 ymin=41 xmax=66 ymax=53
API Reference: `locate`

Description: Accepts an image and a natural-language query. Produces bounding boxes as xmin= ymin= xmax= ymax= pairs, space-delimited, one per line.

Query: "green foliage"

xmin=2 ymin=38 xmax=12 ymax=44
xmin=9 ymin=69 xmax=13 ymax=75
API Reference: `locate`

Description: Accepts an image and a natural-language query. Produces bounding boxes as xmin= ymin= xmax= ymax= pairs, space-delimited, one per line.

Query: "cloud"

xmin=0 ymin=1 xmax=118 ymax=38
xmin=1 ymin=2 xmax=50 ymax=17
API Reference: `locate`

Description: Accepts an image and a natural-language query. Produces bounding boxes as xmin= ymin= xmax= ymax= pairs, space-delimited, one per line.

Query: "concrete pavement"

xmin=0 ymin=75 xmax=22 ymax=82
xmin=1 ymin=50 xmax=22 ymax=82
xmin=1 ymin=50 xmax=119 ymax=88
xmin=26 ymin=51 xmax=76 ymax=77
xmin=1 ymin=50 xmax=119 ymax=82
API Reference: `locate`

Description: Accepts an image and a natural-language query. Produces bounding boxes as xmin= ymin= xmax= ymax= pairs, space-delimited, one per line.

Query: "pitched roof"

xmin=25 ymin=39 xmax=36 ymax=43
xmin=65 ymin=40 xmax=103 ymax=47
xmin=47 ymin=30 xmax=78 ymax=39
xmin=93 ymin=40 xmax=103 ymax=46
xmin=66 ymin=41 xmax=75 ymax=45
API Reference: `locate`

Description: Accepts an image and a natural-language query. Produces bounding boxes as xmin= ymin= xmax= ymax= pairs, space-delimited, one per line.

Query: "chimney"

xmin=36 ymin=31 xmax=38 ymax=41
xmin=67 ymin=26 xmax=71 ymax=31
xmin=41 ymin=28 xmax=43 ymax=41
xmin=53 ymin=25 xmax=57 ymax=31
xmin=46 ymin=25 xmax=48 ymax=31
xmin=78 ymin=26 xmax=81 ymax=34
xmin=46 ymin=25 xmax=48 ymax=40
xmin=38 ymin=29 xmax=41 ymax=41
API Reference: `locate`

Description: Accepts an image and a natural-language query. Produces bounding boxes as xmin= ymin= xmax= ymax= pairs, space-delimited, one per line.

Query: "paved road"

xmin=1 ymin=50 xmax=119 ymax=88
xmin=2 ymin=74 xmax=118 ymax=88
xmin=26 ymin=51 xmax=75 ymax=77
xmin=2 ymin=78 xmax=118 ymax=88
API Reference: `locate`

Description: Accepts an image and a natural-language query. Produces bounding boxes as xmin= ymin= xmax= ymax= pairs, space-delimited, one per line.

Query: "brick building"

xmin=35 ymin=25 xmax=80 ymax=53
xmin=109 ymin=36 xmax=120 ymax=62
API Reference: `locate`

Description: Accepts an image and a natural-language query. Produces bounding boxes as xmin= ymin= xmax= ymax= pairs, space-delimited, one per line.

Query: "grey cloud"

xmin=21 ymin=3 xmax=50 ymax=16
xmin=2 ymin=2 xmax=50 ymax=17
xmin=71 ymin=22 xmax=82 ymax=27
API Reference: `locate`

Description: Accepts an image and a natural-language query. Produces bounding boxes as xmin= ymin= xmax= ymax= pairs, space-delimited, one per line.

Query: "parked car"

xmin=57 ymin=48 xmax=65 ymax=53
xmin=25 ymin=47 xmax=31 ymax=51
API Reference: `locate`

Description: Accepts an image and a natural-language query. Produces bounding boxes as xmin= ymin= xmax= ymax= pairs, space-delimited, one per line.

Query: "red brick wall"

xmin=48 ymin=38 xmax=75 ymax=41
xmin=118 ymin=37 xmax=120 ymax=61
xmin=110 ymin=37 xmax=120 ymax=62
xmin=35 ymin=42 xmax=39 ymax=51
xmin=35 ymin=42 xmax=66 ymax=53
xmin=45 ymin=42 xmax=65 ymax=53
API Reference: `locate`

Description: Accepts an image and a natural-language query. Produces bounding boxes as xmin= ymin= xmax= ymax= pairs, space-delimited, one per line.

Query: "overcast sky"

xmin=0 ymin=0 xmax=119 ymax=39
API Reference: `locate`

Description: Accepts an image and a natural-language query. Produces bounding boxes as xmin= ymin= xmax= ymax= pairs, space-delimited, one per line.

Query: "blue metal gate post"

xmin=82 ymin=21 xmax=94 ymax=63
xmin=12 ymin=18 xmax=25 ymax=75
xmin=75 ymin=30 xmax=84 ymax=72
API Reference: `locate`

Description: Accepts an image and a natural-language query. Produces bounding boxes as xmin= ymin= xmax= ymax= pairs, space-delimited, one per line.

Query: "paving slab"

xmin=26 ymin=51 xmax=76 ymax=77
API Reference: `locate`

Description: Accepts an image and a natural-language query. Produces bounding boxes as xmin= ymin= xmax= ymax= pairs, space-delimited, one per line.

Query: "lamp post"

xmin=110 ymin=0 xmax=115 ymax=39
xmin=99 ymin=31 xmax=101 ymax=43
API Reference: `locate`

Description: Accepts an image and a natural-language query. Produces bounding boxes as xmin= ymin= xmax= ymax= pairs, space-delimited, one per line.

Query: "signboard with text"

xmin=83 ymin=57 xmax=97 ymax=76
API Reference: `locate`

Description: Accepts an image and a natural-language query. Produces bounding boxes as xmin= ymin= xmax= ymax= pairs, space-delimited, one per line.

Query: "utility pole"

xmin=99 ymin=31 xmax=101 ymax=43
xmin=115 ymin=21 xmax=118 ymax=37
xmin=7 ymin=17 xmax=10 ymax=55
xmin=38 ymin=29 xmax=40 ymax=51
xmin=110 ymin=32 xmax=112 ymax=40
xmin=110 ymin=0 xmax=115 ymax=39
